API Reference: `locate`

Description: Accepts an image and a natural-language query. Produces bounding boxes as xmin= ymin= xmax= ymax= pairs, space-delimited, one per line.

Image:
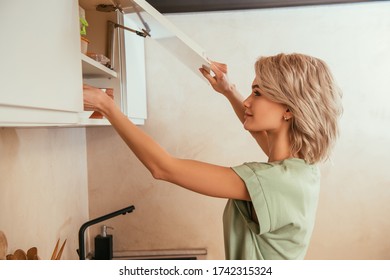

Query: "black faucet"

xmin=78 ymin=205 xmax=135 ymax=260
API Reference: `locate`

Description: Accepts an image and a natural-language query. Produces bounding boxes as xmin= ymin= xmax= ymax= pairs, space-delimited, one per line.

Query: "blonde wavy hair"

xmin=254 ymin=53 xmax=343 ymax=164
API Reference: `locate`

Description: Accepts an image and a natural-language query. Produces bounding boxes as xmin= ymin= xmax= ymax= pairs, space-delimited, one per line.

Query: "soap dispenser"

xmin=94 ymin=225 xmax=113 ymax=260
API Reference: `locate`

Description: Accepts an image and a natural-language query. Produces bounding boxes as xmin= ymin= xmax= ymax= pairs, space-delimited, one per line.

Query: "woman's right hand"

xmin=83 ymin=84 xmax=114 ymax=115
xmin=199 ymin=61 xmax=234 ymax=96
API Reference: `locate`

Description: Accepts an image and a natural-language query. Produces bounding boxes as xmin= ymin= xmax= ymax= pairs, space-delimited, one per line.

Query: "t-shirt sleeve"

xmin=231 ymin=163 xmax=271 ymax=235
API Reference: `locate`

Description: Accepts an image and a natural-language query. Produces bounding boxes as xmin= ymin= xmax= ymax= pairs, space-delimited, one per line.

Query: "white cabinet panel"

xmin=0 ymin=0 xmax=82 ymax=125
xmin=0 ymin=106 xmax=79 ymax=126
xmin=123 ymin=15 xmax=147 ymax=123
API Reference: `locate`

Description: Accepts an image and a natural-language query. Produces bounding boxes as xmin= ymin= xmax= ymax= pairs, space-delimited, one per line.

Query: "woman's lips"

xmin=244 ymin=112 xmax=253 ymax=118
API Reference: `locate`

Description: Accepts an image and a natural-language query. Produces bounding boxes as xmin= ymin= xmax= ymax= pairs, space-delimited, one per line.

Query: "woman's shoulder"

xmin=237 ymin=158 xmax=313 ymax=170
xmin=232 ymin=158 xmax=318 ymax=180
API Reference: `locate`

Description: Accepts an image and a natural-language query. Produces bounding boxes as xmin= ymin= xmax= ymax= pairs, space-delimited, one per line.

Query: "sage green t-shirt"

xmin=223 ymin=158 xmax=320 ymax=260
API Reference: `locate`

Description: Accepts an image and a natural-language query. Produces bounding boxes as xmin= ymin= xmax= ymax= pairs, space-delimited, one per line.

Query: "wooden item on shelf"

xmin=51 ymin=238 xmax=67 ymax=260
xmin=0 ymin=231 xmax=7 ymax=260
xmin=27 ymin=247 xmax=39 ymax=260
xmin=6 ymin=254 xmax=16 ymax=260
xmin=13 ymin=249 xmax=27 ymax=260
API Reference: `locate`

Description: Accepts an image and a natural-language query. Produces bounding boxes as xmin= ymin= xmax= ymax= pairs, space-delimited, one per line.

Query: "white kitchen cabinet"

xmin=0 ymin=0 xmax=145 ymax=127
xmin=0 ymin=0 xmax=210 ymax=127
xmin=0 ymin=0 xmax=82 ymax=126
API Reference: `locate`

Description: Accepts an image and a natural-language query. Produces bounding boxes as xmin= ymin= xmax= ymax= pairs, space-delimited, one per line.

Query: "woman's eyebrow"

xmin=252 ymin=85 xmax=260 ymax=89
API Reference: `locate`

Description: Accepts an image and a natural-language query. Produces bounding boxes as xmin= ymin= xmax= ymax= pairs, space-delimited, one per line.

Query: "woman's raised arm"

xmin=83 ymin=84 xmax=249 ymax=201
xmin=200 ymin=62 xmax=270 ymax=156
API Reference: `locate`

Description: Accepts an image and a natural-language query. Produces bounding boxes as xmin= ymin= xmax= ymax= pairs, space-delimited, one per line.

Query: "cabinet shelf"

xmin=81 ymin=53 xmax=117 ymax=79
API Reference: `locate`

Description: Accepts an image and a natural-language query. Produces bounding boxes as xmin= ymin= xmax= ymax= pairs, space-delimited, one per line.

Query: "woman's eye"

xmin=253 ymin=91 xmax=261 ymax=96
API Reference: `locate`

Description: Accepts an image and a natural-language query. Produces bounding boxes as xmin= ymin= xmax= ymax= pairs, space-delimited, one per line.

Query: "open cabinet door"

xmin=124 ymin=0 xmax=211 ymax=78
xmin=122 ymin=15 xmax=148 ymax=124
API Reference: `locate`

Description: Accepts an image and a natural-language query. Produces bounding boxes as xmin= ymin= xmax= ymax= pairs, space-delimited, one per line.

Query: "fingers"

xmin=83 ymin=84 xmax=93 ymax=89
xmin=83 ymin=84 xmax=104 ymax=96
xmin=200 ymin=60 xmax=231 ymax=95
xmin=198 ymin=59 xmax=228 ymax=80
xmin=199 ymin=67 xmax=217 ymax=85
xmin=211 ymin=62 xmax=228 ymax=81
xmin=211 ymin=61 xmax=227 ymax=72
xmin=83 ymin=85 xmax=99 ymax=111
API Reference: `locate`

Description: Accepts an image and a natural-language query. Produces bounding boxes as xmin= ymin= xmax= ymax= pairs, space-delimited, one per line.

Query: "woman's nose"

xmin=243 ymin=95 xmax=251 ymax=108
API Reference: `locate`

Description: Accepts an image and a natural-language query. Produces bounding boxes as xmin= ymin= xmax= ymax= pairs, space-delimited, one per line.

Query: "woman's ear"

xmin=283 ymin=108 xmax=293 ymax=121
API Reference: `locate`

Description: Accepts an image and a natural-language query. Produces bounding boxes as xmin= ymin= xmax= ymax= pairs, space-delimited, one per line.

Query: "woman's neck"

xmin=267 ymin=129 xmax=294 ymax=162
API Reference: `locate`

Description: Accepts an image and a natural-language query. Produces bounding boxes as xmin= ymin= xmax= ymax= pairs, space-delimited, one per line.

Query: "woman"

xmin=83 ymin=53 xmax=343 ymax=260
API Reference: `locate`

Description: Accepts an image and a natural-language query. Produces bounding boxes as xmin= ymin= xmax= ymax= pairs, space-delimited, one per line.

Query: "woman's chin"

xmin=243 ymin=122 xmax=251 ymax=131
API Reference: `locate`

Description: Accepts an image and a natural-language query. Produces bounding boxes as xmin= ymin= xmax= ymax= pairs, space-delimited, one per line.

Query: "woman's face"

xmin=243 ymin=79 xmax=289 ymax=133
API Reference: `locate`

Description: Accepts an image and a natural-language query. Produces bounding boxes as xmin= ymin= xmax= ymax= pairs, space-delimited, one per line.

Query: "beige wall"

xmin=0 ymin=128 xmax=89 ymax=260
xmin=87 ymin=2 xmax=390 ymax=259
